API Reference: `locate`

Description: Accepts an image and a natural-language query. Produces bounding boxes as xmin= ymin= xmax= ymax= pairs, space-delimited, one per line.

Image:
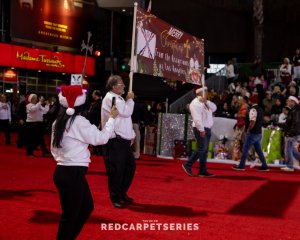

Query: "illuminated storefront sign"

xmin=0 ymin=43 xmax=95 ymax=75
xmin=10 ymin=0 xmax=94 ymax=49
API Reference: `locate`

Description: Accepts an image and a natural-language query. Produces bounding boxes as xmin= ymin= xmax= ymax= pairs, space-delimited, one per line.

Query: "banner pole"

xmin=129 ymin=2 xmax=138 ymax=92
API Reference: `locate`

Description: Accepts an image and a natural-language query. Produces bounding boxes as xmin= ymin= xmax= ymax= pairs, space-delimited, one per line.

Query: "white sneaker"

xmin=281 ymin=167 xmax=294 ymax=172
xmin=250 ymin=159 xmax=259 ymax=168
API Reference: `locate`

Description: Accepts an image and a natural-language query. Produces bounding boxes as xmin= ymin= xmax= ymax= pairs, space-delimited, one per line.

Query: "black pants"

xmin=17 ymin=122 xmax=26 ymax=148
xmin=53 ymin=166 xmax=94 ymax=240
xmin=104 ymin=137 xmax=136 ymax=203
xmin=0 ymin=119 xmax=10 ymax=144
xmin=26 ymin=122 xmax=48 ymax=155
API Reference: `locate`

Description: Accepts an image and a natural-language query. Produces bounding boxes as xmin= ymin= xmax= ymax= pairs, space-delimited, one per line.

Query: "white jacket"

xmin=51 ymin=116 xmax=115 ymax=167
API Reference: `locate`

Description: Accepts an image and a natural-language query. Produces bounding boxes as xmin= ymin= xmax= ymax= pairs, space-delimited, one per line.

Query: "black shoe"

xmin=232 ymin=165 xmax=245 ymax=171
xmin=198 ymin=172 xmax=215 ymax=177
xmin=112 ymin=202 xmax=124 ymax=209
xmin=182 ymin=164 xmax=194 ymax=176
xmin=121 ymin=195 xmax=134 ymax=203
xmin=257 ymin=166 xmax=270 ymax=172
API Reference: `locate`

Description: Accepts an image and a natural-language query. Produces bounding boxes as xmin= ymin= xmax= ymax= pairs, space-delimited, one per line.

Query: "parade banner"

xmin=135 ymin=7 xmax=205 ymax=85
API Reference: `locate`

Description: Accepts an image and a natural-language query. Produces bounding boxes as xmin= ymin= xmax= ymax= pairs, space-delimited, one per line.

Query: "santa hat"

xmin=58 ymin=85 xmax=86 ymax=115
xmin=288 ymin=96 xmax=299 ymax=104
xmin=195 ymin=87 xmax=207 ymax=94
xmin=248 ymin=95 xmax=259 ymax=104
xmin=28 ymin=94 xmax=37 ymax=103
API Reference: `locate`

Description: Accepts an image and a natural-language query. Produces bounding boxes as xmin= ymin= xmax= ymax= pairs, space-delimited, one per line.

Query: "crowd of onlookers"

xmin=214 ymin=48 xmax=300 ymax=130
xmin=0 ymin=48 xmax=300 ymax=163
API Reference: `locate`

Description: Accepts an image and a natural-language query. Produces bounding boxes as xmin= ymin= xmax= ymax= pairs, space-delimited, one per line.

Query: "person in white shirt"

xmin=0 ymin=94 xmax=11 ymax=145
xmin=182 ymin=87 xmax=217 ymax=177
xmin=101 ymin=75 xmax=136 ymax=208
xmin=51 ymin=85 xmax=118 ymax=240
xmin=25 ymin=94 xmax=50 ymax=156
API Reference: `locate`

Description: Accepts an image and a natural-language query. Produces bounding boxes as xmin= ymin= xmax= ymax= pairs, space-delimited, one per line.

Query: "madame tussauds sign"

xmin=16 ymin=51 xmax=65 ymax=68
xmin=135 ymin=7 xmax=205 ymax=85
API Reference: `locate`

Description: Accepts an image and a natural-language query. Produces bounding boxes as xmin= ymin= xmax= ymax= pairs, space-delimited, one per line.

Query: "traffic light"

xmin=94 ymin=50 xmax=101 ymax=57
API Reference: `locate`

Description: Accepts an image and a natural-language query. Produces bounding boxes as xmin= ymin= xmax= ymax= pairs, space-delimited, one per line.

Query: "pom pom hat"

xmin=28 ymin=94 xmax=37 ymax=103
xmin=58 ymin=85 xmax=86 ymax=115
xmin=288 ymin=96 xmax=299 ymax=104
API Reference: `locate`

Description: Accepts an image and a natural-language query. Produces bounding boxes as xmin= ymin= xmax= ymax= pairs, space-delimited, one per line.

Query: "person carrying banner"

xmin=101 ymin=75 xmax=136 ymax=209
xmin=182 ymin=87 xmax=217 ymax=177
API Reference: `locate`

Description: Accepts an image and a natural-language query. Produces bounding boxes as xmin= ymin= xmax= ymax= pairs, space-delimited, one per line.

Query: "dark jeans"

xmin=185 ymin=127 xmax=211 ymax=174
xmin=238 ymin=133 xmax=268 ymax=168
xmin=26 ymin=122 xmax=48 ymax=155
xmin=104 ymin=137 xmax=136 ymax=203
xmin=53 ymin=166 xmax=93 ymax=240
xmin=0 ymin=119 xmax=10 ymax=144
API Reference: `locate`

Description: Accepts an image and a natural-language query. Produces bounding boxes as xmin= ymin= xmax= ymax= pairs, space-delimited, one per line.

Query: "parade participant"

xmin=182 ymin=87 xmax=217 ymax=177
xmin=101 ymin=75 xmax=136 ymax=209
xmin=51 ymin=85 xmax=118 ymax=239
xmin=26 ymin=93 xmax=49 ymax=156
xmin=281 ymin=96 xmax=300 ymax=172
xmin=232 ymin=95 xmax=269 ymax=171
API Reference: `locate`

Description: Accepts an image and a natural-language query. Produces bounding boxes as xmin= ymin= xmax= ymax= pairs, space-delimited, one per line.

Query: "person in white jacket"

xmin=51 ymin=85 xmax=118 ymax=240
xmin=182 ymin=87 xmax=217 ymax=177
xmin=26 ymin=93 xmax=49 ymax=156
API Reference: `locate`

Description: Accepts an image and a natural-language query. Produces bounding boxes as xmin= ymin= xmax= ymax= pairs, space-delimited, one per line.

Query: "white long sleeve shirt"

xmin=26 ymin=102 xmax=49 ymax=122
xmin=101 ymin=91 xmax=135 ymax=140
xmin=0 ymin=102 xmax=11 ymax=121
xmin=189 ymin=97 xmax=217 ymax=132
xmin=51 ymin=116 xmax=115 ymax=167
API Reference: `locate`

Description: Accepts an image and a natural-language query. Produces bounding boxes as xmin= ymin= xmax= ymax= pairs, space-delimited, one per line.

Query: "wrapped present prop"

xmin=214 ymin=136 xmax=229 ymax=160
xmin=208 ymin=142 xmax=213 ymax=159
xmin=262 ymin=128 xmax=283 ymax=163
xmin=172 ymin=140 xmax=188 ymax=159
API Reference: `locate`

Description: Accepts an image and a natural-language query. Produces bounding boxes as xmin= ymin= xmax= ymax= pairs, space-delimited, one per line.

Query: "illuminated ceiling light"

xmin=38 ymin=70 xmax=41 ymax=72
xmin=122 ymin=9 xmax=126 ymax=12
xmin=62 ymin=73 xmax=65 ymax=75
xmin=11 ymin=67 xmax=15 ymax=69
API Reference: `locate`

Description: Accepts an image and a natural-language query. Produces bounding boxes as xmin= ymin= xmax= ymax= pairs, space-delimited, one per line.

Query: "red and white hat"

xmin=58 ymin=85 xmax=86 ymax=115
xmin=288 ymin=96 xmax=299 ymax=104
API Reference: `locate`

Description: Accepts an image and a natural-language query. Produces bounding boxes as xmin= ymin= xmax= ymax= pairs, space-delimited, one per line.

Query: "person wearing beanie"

xmin=101 ymin=75 xmax=136 ymax=209
xmin=232 ymin=95 xmax=269 ymax=171
xmin=281 ymin=96 xmax=300 ymax=172
xmin=51 ymin=85 xmax=118 ymax=240
xmin=25 ymin=93 xmax=50 ymax=156
xmin=182 ymin=86 xmax=217 ymax=177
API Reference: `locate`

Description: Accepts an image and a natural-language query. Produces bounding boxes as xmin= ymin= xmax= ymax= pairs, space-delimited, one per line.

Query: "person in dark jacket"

xmin=281 ymin=96 xmax=300 ymax=172
xmin=232 ymin=95 xmax=269 ymax=171
xmin=87 ymin=90 xmax=102 ymax=155
xmin=16 ymin=96 xmax=27 ymax=148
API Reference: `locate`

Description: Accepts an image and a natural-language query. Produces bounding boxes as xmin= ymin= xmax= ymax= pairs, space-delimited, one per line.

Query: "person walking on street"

xmin=182 ymin=87 xmax=217 ymax=177
xmin=232 ymin=95 xmax=269 ymax=171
